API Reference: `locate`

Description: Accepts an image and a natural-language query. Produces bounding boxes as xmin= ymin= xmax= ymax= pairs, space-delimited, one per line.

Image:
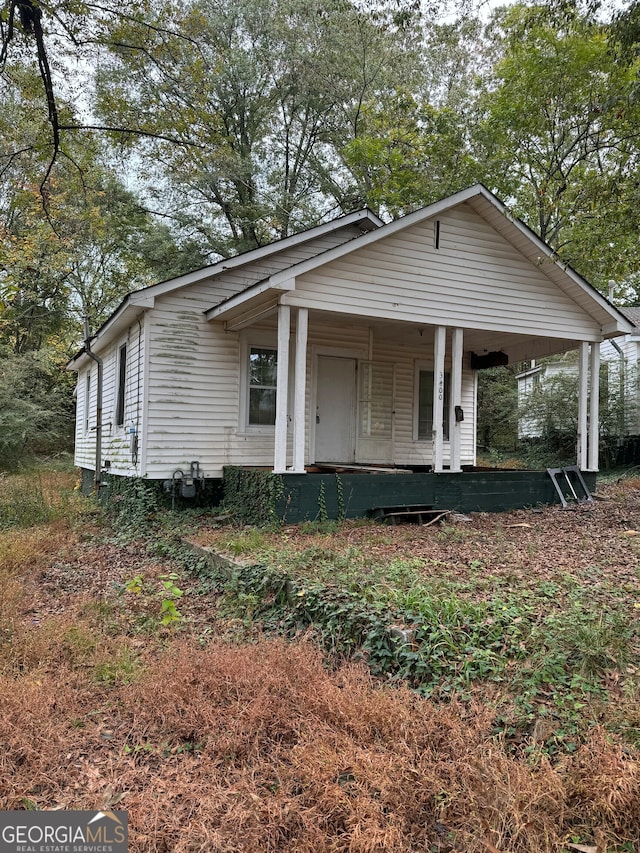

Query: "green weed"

xmin=94 ymin=645 xmax=141 ymax=685
xmin=194 ymin=551 xmax=639 ymax=756
xmin=223 ymin=528 xmax=271 ymax=556
xmin=121 ymin=571 xmax=185 ymax=630
xmin=0 ymin=472 xmax=83 ymax=529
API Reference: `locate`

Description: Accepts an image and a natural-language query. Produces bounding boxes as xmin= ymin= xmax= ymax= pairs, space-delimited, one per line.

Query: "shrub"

xmin=0 ymin=350 xmax=75 ymax=471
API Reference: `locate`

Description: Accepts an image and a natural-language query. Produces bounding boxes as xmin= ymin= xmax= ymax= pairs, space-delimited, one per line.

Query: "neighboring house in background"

xmin=601 ymin=307 xmax=640 ymax=437
xmin=516 ymin=358 xmax=579 ymax=440
xmin=67 ymin=184 xmax=633 ymax=517
xmin=517 ymin=307 xmax=640 ymax=441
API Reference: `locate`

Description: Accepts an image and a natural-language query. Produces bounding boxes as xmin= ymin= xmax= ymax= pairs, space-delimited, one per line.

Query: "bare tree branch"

xmin=58 ymin=123 xmax=205 ymax=147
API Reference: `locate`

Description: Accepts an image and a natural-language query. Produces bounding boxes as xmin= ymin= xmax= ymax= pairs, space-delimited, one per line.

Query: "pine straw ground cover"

xmin=0 ymin=471 xmax=639 ymax=851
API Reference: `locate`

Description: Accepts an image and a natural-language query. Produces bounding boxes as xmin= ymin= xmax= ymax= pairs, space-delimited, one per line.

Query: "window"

xmin=116 ymin=343 xmax=127 ymax=427
xmin=84 ymin=372 xmax=91 ymax=433
xmin=249 ymin=346 xmax=277 ymax=426
xmin=416 ymin=368 xmax=450 ymax=440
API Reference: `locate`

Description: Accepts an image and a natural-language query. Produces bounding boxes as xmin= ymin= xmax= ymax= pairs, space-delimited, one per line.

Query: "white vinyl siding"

xmin=74 ymin=366 xmax=95 ymax=469
xmin=369 ymin=338 xmax=475 ymax=468
xmin=74 ymin=322 xmax=146 ymax=476
xmin=143 ymin=303 xmax=478 ymax=478
xmin=286 ymin=204 xmax=602 ymax=341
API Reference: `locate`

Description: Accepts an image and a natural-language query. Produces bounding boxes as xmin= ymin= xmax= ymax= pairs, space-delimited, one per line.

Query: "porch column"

xmin=587 ymin=343 xmax=600 ymax=472
xmin=273 ymin=304 xmax=291 ymax=473
xmin=577 ymin=341 xmax=589 ymax=469
xmin=433 ymin=326 xmax=446 ymax=473
xmin=292 ymin=308 xmax=308 ymax=473
xmin=449 ymin=327 xmax=463 ymax=473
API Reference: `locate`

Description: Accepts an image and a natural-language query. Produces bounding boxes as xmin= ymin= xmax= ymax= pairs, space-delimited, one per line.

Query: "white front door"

xmin=315 ymin=356 xmax=356 ymax=462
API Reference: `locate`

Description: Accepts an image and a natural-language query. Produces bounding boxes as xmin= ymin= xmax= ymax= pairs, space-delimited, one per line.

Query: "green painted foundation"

xmin=272 ymin=469 xmax=597 ymax=524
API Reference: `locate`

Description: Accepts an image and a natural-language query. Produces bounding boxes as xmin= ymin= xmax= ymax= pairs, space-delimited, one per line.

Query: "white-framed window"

xmin=115 ymin=342 xmax=127 ymax=427
xmin=84 ymin=371 xmax=91 ymax=434
xmin=414 ymin=363 xmax=450 ymax=441
xmin=248 ymin=346 xmax=277 ymax=426
xmin=239 ymin=333 xmax=280 ymax=431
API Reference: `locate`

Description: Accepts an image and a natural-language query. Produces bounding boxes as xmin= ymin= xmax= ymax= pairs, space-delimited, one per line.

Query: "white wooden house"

xmin=68 ymin=185 xmax=633 ymax=508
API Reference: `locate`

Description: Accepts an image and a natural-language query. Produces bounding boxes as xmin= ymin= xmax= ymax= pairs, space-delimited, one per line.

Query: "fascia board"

xmin=124 ymin=208 xmax=384 ymax=302
xmin=603 ymin=321 xmax=635 ymax=337
xmin=470 ymin=192 xmax=635 ymax=335
xmin=207 ymin=278 xmax=295 ymax=321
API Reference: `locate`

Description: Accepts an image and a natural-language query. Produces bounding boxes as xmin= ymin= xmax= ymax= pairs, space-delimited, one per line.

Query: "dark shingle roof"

xmin=619 ymin=307 xmax=640 ymax=328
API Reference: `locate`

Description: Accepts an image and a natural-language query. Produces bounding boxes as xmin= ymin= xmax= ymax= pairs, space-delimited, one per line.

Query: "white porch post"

xmin=273 ymin=304 xmax=291 ymax=473
xmin=292 ymin=308 xmax=308 ymax=473
xmin=588 ymin=343 xmax=600 ymax=472
xmin=577 ymin=341 xmax=589 ymax=470
xmin=433 ymin=326 xmax=446 ymax=473
xmin=449 ymin=327 xmax=463 ymax=473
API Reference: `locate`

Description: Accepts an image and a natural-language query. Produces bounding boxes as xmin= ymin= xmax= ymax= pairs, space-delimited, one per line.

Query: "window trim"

xmin=239 ymin=332 xmax=279 ymax=434
xmin=84 ymin=371 xmax=91 ymax=434
xmin=115 ymin=342 xmax=127 ymax=428
xmin=413 ymin=361 xmax=450 ymax=442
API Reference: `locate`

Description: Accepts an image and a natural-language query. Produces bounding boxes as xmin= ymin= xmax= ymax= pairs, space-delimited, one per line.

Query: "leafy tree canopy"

xmin=478 ymin=1 xmax=640 ymax=294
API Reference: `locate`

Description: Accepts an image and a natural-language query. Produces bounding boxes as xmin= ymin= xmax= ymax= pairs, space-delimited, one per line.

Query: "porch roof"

xmin=204 ymin=185 xmax=633 ymax=351
xmin=67 ymin=207 xmax=382 ymax=370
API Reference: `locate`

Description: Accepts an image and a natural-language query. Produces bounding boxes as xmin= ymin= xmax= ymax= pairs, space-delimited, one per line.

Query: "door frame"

xmin=311 ymin=345 xmax=366 ymax=464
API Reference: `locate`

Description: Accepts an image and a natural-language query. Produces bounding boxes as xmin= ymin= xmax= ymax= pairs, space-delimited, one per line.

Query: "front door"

xmin=315 ymin=356 xmax=356 ymax=462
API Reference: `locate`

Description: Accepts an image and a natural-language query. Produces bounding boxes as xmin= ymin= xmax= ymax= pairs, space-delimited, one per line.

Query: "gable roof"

xmin=206 ymin=184 xmax=633 ymax=339
xmin=620 ymin=307 xmax=640 ymax=329
xmin=67 ymin=208 xmax=383 ymax=369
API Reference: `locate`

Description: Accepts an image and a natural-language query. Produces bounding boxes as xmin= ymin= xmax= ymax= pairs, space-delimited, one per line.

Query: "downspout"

xmin=83 ymin=317 xmax=103 ymax=491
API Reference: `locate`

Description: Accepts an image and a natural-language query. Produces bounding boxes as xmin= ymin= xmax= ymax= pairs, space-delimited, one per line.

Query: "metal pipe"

xmin=83 ymin=317 xmax=103 ymax=491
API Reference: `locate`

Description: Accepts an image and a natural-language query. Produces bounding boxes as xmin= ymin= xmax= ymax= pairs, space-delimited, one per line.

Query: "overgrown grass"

xmin=187 ymin=492 xmax=640 ymax=763
xmin=2 ymin=468 xmax=640 ymax=850
xmin=0 ymin=469 xmax=87 ymax=529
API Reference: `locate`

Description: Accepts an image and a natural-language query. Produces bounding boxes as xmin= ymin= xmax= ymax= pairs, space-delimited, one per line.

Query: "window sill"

xmin=237 ymin=427 xmax=276 ymax=437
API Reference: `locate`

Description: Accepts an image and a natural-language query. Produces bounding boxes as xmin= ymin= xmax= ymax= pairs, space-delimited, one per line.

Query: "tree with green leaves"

xmin=95 ymin=0 xmax=426 ymax=254
xmin=476 ymin=366 xmax=518 ymax=456
xmin=0 ymin=346 xmax=76 ymax=468
xmin=477 ymin=2 xmax=640 ymax=293
xmin=1 ymin=160 xmax=207 ymax=349
xmin=0 ymin=0 xmax=202 ymax=194
xmin=340 ymin=90 xmax=479 ymax=217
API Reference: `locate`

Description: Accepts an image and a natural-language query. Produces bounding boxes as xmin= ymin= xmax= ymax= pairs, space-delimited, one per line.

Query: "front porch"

xmin=225 ymin=465 xmax=597 ymax=525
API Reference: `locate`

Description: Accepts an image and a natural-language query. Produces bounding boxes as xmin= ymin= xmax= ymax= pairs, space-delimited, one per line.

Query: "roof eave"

xmin=66 ymin=299 xmax=151 ymax=370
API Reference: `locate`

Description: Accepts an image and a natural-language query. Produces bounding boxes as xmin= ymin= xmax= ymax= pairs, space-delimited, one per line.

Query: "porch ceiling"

xmin=235 ymin=306 xmax=585 ymax=365
xmin=364 ymin=318 xmax=579 ymax=364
